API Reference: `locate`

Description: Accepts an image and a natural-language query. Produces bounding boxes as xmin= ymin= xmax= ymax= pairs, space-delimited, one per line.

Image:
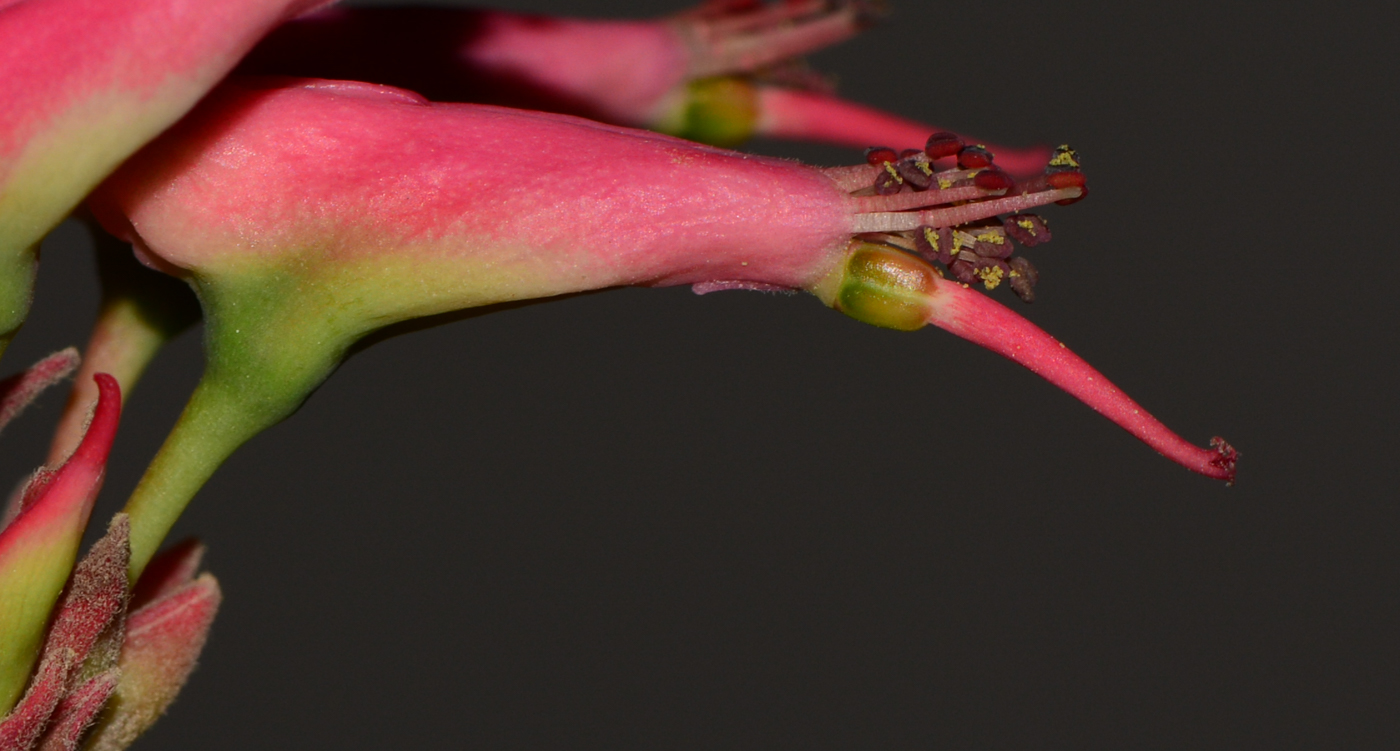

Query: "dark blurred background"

xmin=4 ymin=0 xmax=1397 ymax=748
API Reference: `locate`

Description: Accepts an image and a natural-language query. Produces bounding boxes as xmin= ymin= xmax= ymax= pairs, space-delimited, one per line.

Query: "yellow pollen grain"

xmin=937 ymin=177 xmax=953 ymax=189
xmin=923 ymin=227 xmax=940 ymax=252
xmin=975 ymin=232 xmax=1005 ymax=244
xmin=917 ymin=161 xmax=934 ymax=176
xmin=1017 ymin=218 xmax=1037 ymax=233
xmin=978 ymin=266 xmax=1005 ymax=289
xmin=884 ymin=162 xmax=903 ymax=183
xmin=1049 ymin=145 xmax=1080 ymax=168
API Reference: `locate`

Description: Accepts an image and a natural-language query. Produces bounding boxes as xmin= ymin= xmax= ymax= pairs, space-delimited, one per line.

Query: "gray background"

xmin=4 ymin=0 xmax=1397 ymax=748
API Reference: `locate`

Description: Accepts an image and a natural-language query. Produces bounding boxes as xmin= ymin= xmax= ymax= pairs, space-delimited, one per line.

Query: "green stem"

xmin=121 ymin=376 xmax=272 ymax=579
xmin=122 ymin=269 xmax=353 ymax=580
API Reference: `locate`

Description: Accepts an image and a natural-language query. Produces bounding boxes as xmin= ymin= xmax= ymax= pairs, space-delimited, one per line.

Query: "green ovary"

xmin=830 ymin=243 xmax=938 ymax=331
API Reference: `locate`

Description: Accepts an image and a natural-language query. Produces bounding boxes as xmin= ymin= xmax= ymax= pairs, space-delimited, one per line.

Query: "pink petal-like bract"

xmin=82 ymin=574 xmax=221 ymax=751
xmin=128 ymin=538 xmax=204 ymax=612
xmin=0 ymin=376 xmax=122 ymax=714
xmin=93 ymin=78 xmax=853 ymax=298
xmin=32 ymin=669 xmax=119 ymax=751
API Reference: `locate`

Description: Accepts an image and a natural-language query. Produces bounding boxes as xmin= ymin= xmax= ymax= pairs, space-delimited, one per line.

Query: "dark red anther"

xmin=914 ymin=226 xmax=953 ymax=265
xmin=967 ymin=256 xmax=1011 ymax=290
xmin=973 ymin=167 xmax=1014 ymax=192
xmin=977 ymin=256 xmax=1012 ymax=273
xmin=957 ymin=144 xmax=995 ymax=169
xmin=895 ymin=157 xmax=933 ymax=190
xmin=948 ymin=258 xmax=979 ymax=285
xmin=973 ymin=237 xmax=1013 ymax=260
xmin=900 ymin=148 xmax=922 ymax=159
xmin=1003 ymin=213 xmax=1052 ymax=246
xmin=874 ymin=164 xmax=903 ymax=195
xmin=865 ymin=146 xmax=898 ymax=165
xmin=925 ymin=131 xmax=963 ymax=160
xmin=1008 ymin=256 xmax=1039 ymax=302
xmin=1046 ymin=170 xmax=1087 ymax=205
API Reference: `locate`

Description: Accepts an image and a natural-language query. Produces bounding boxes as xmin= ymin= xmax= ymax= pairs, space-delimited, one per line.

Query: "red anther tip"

xmin=1046 ymin=171 xmax=1085 ymax=190
xmin=957 ymin=144 xmax=994 ymax=170
xmin=899 ymin=148 xmax=922 ymax=159
xmin=973 ymin=168 xmax=1014 ymax=192
xmin=1046 ymin=170 xmax=1087 ymax=205
xmin=865 ymin=146 xmax=897 ymax=165
xmin=925 ymin=131 xmax=963 ymax=160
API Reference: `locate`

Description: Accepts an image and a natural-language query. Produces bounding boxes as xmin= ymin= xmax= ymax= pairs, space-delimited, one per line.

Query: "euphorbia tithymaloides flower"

xmin=45 ymin=1 xmax=1058 ymax=461
xmin=0 ymin=0 xmax=328 ymax=360
xmin=89 ymin=77 xmax=1235 ymax=579
xmin=238 ymin=1 xmax=1051 ymax=174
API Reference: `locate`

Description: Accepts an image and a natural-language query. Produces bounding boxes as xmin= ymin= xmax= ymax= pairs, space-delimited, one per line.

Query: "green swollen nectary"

xmin=89 ymin=76 xmax=1233 ymax=577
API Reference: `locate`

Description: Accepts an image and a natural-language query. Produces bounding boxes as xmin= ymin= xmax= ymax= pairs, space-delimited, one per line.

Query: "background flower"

xmin=3 ymin=0 xmax=1396 ymax=748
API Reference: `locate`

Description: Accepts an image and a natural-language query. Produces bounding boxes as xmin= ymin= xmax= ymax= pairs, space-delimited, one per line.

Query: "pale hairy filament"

xmin=851 ymin=184 xmax=995 ymax=214
xmin=850 ymin=188 xmax=1082 ymax=233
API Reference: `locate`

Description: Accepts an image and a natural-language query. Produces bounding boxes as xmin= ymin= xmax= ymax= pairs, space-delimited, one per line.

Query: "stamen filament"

xmin=823 ymin=163 xmax=881 ymax=191
xmin=850 ymin=187 xmax=1082 ymax=233
xmin=851 ymin=185 xmax=993 ymax=213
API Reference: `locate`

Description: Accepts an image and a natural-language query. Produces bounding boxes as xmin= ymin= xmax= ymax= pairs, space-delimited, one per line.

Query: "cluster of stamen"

xmin=827 ymin=135 xmax=1087 ymax=303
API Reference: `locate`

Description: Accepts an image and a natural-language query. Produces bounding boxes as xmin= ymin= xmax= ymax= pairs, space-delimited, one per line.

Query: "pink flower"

xmin=0 ymin=0 xmax=328 ymax=356
xmin=86 ymin=76 xmax=1232 ymax=581
xmin=239 ymin=1 xmax=1050 ymax=173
